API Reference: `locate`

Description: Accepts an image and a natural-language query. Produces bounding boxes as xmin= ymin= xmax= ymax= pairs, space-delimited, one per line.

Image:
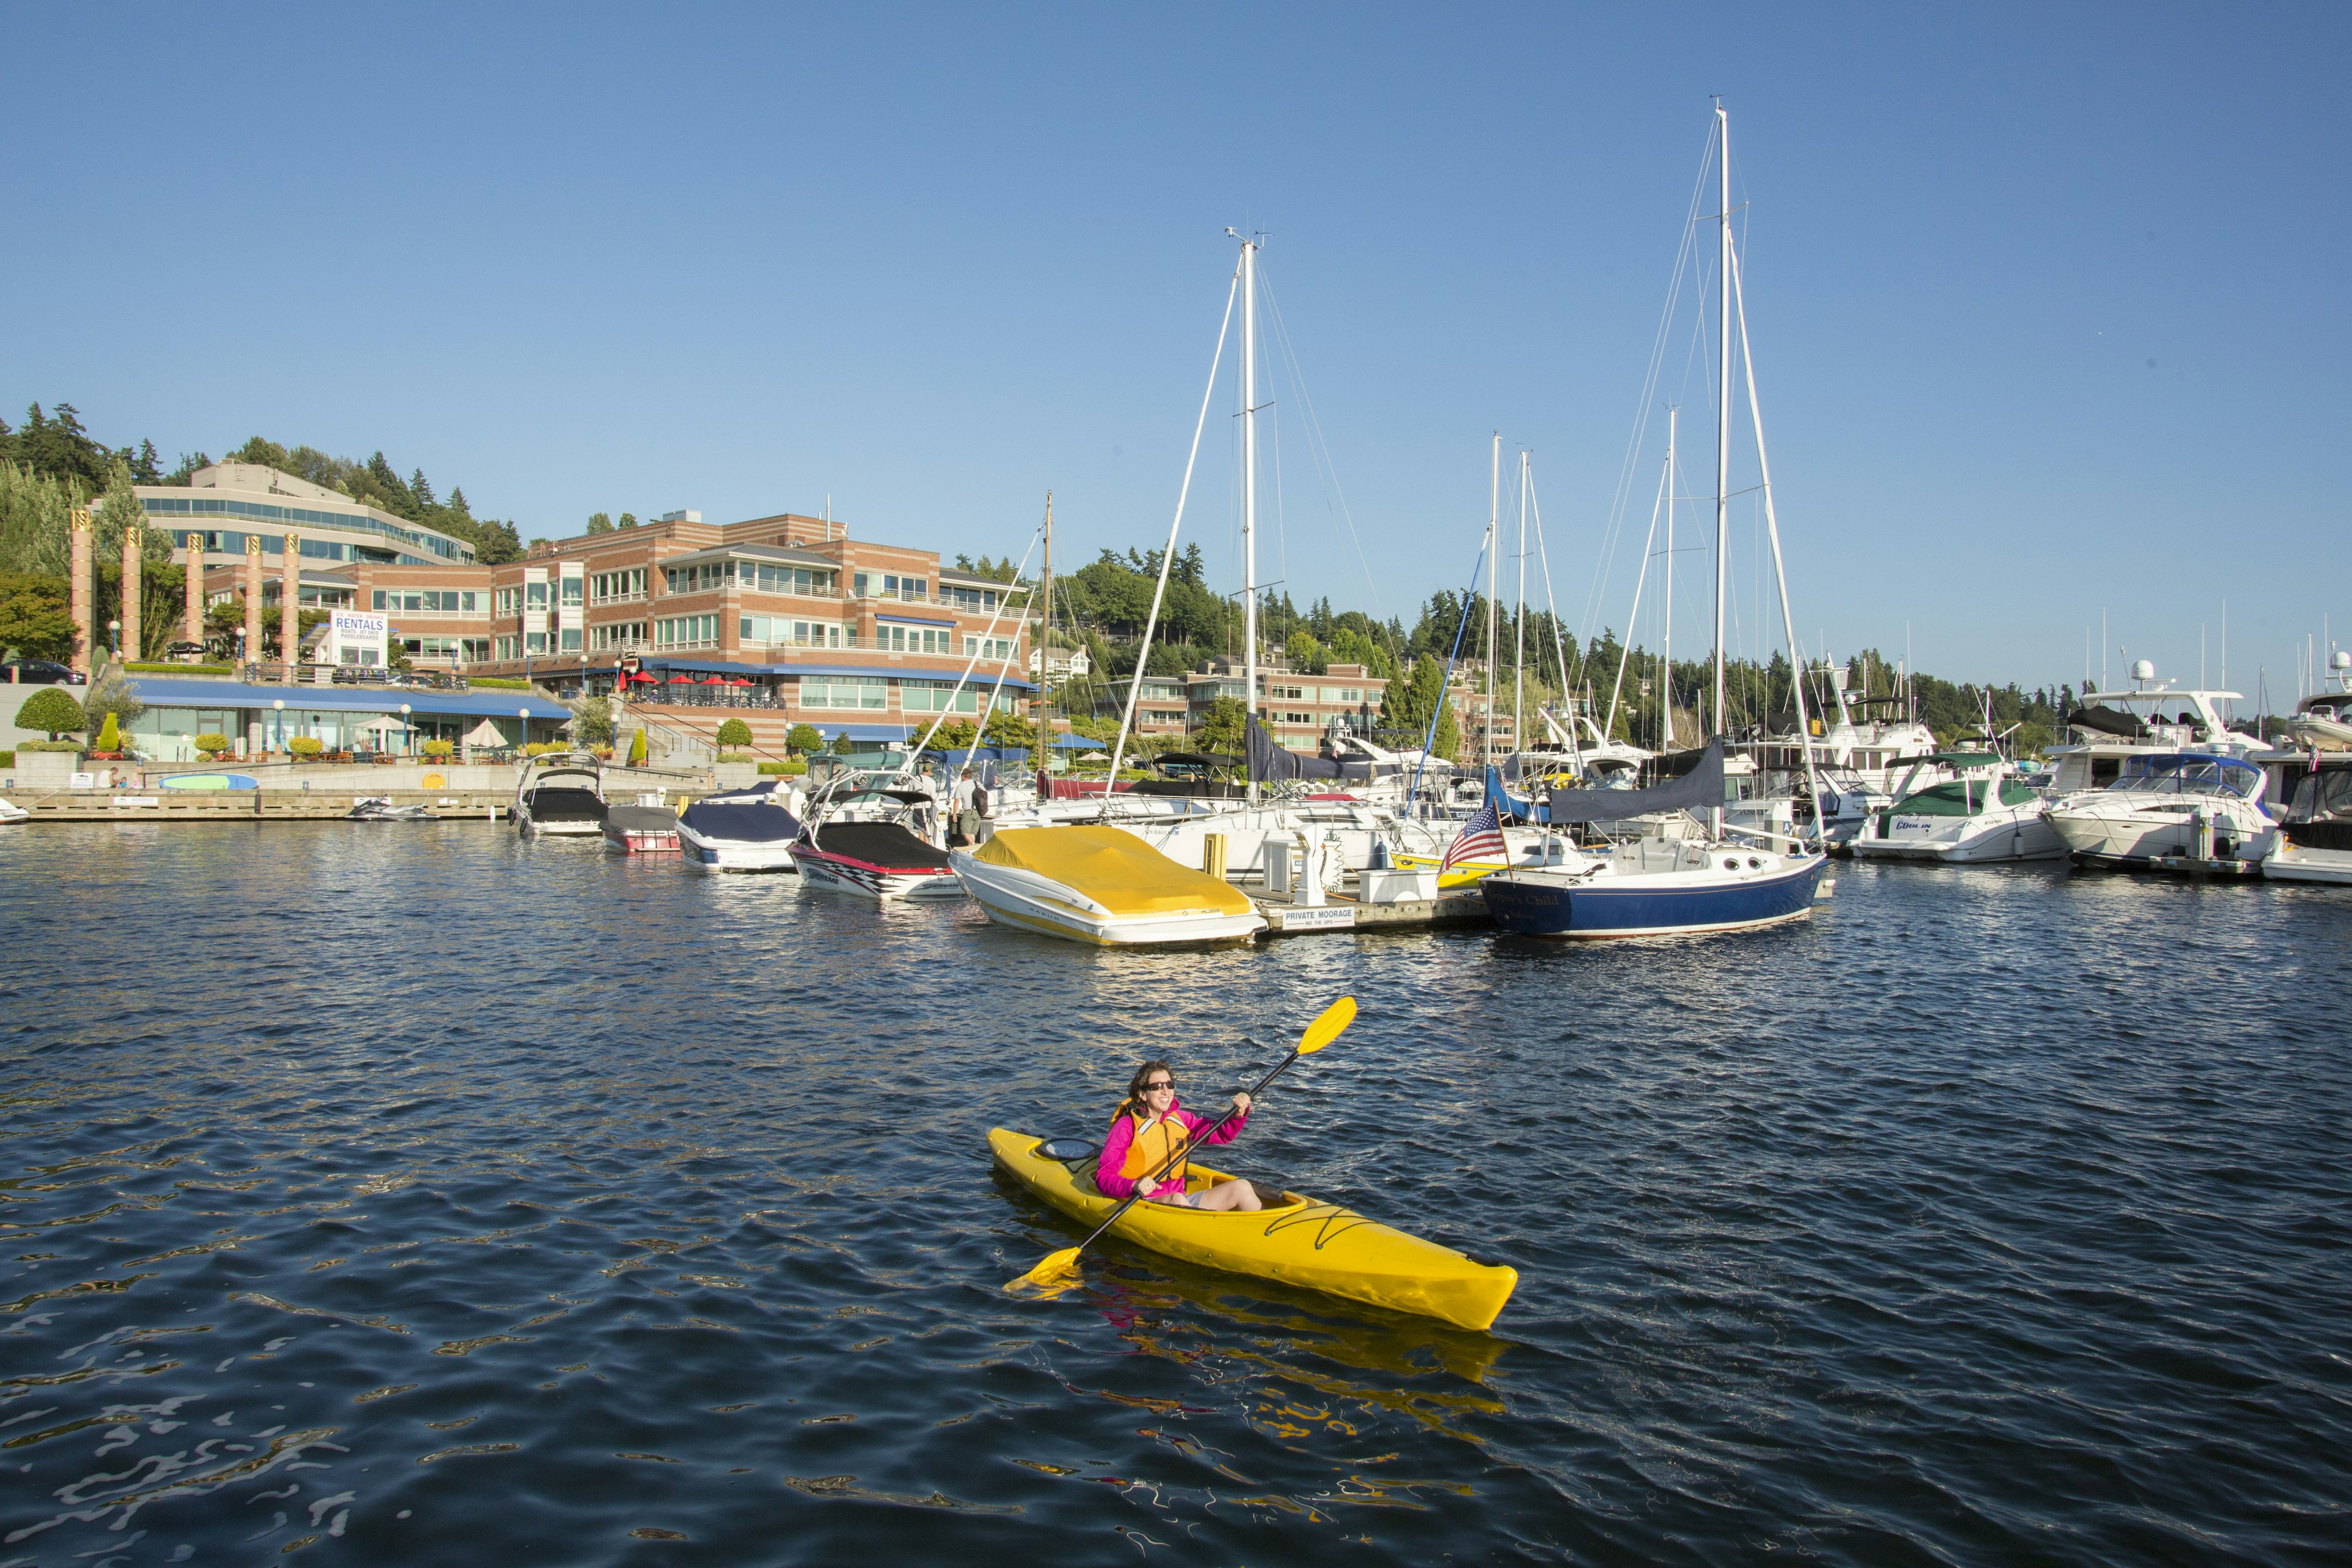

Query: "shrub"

xmin=93 ymin=712 xmax=121 ymax=753
xmin=523 ymin=741 xmax=570 ymax=757
xmin=18 ymin=739 xmax=82 ymax=752
xmin=470 ymin=676 xmax=530 ymax=690
xmin=570 ymin=694 xmax=616 ymax=748
xmin=715 ymin=717 xmax=753 ymax=748
xmin=193 ymin=732 xmax=231 ymax=758
xmin=627 ymin=728 xmax=647 ymax=766
xmin=829 ymin=732 xmax=856 ymax=756
xmin=785 ymin=723 xmax=823 ymax=754
xmin=420 ymin=739 xmax=454 ymax=759
xmin=287 ymin=736 xmax=324 ymax=758
xmin=758 ymin=759 xmax=810 ymax=776
xmin=0 ymin=750 xmax=10 ymax=767
xmin=15 ymin=688 xmax=85 ymax=739
xmin=126 ymin=662 xmax=235 ymax=675
xmin=716 ymin=748 xmax=755 ymax=763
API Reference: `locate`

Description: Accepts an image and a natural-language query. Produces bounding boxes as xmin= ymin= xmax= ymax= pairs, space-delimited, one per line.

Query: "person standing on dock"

xmin=951 ymin=766 xmax=979 ymax=846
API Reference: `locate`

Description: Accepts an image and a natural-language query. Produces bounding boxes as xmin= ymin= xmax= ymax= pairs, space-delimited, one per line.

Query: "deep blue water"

xmin=2 ymin=823 xmax=2347 ymax=1565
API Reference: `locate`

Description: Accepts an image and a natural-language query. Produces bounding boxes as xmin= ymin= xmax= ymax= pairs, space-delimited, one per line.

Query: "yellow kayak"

xmin=989 ymin=1128 xmax=1517 ymax=1332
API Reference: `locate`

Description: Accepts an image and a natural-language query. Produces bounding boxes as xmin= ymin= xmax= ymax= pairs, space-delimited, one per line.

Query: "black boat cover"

xmin=1544 ymin=742 xmax=1725 ymax=823
xmin=680 ymin=797 xmax=804 ymax=842
xmin=605 ymin=804 xmax=678 ymax=833
xmin=2066 ymin=705 xmax=2149 ymax=739
xmin=1247 ymin=715 xmax=1346 ymax=781
xmin=807 ymin=821 xmax=952 ymax=869
xmin=525 ymin=786 xmax=606 ymax=823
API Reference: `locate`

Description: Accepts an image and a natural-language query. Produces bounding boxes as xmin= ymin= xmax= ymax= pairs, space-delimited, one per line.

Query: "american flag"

xmin=1442 ymin=796 xmax=1506 ymax=872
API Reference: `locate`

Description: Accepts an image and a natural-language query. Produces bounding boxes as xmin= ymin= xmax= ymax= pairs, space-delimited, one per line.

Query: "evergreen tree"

xmin=586 ymin=512 xmax=615 ymax=534
xmin=617 ymin=513 xmax=638 ymax=529
xmin=410 ymin=469 xmax=435 ymax=507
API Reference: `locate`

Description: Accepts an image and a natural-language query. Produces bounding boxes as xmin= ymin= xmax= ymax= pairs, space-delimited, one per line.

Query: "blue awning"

xmin=876 ymin=613 xmax=956 ymax=627
xmin=634 ymin=657 xmax=1033 ymax=693
xmin=127 ymin=677 xmax=571 ymax=720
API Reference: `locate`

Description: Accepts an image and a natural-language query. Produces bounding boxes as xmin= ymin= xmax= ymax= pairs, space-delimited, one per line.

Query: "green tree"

xmin=571 ymin=694 xmax=616 ymax=747
xmin=92 ymin=710 xmax=122 ymax=752
xmin=0 ymin=461 xmax=81 ymax=579
xmin=785 ymin=722 xmax=824 ymax=754
xmin=930 ymin=718 xmax=978 ymax=750
xmin=82 ymin=668 xmax=146 ymax=735
xmin=1196 ymin=694 xmax=1245 ymax=755
xmin=586 ymin=512 xmax=615 ymax=535
xmin=983 ymin=708 xmax=1035 ymax=748
xmin=14 ymin=687 xmax=83 ymax=738
xmin=0 ymin=571 xmax=74 ymax=660
xmin=829 ymin=731 xmax=856 ymax=755
xmin=617 ymin=512 xmax=638 ymax=529
xmin=715 ymin=717 xmax=753 ymax=748
xmin=628 ymin=726 xmax=648 ymax=766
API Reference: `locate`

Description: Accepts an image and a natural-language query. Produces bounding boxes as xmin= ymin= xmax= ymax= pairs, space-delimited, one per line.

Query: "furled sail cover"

xmin=970 ymin=826 xmax=1256 ymax=917
xmin=1247 ymin=716 xmax=1346 ymax=781
xmin=1544 ymin=742 xmax=1725 ymax=823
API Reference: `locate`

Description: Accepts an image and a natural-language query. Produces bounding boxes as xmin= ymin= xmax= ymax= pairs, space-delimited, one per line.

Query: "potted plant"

xmin=194 ymin=732 xmax=232 ymax=761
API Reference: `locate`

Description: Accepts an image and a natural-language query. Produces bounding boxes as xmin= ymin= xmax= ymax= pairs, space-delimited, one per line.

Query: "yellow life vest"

xmin=1114 ymin=1108 xmax=1193 ymax=1189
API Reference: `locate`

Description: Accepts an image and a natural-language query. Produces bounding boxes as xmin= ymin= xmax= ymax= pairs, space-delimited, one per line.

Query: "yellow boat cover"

xmin=973 ymin=826 xmax=1256 ymax=918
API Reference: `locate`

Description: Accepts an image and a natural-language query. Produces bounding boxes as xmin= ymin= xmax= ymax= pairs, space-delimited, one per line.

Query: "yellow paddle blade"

xmin=1005 ymin=1246 xmax=1084 ymax=1295
xmin=1296 ymin=995 xmax=1357 ymax=1055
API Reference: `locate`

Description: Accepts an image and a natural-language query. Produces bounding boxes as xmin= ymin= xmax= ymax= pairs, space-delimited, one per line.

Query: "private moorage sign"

xmin=327 ymin=610 xmax=390 ymax=667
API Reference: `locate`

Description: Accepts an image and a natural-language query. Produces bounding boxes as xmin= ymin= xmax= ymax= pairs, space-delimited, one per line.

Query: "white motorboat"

xmin=0 ymin=797 xmax=28 ymax=824
xmin=346 ymin=796 xmax=437 ymax=822
xmin=2257 ymin=749 xmax=2352 ymax=884
xmin=677 ymin=780 xmax=806 ymax=872
xmin=952 ymin=825 xmax=1265 ymax=945
xmin=513 ymin=752 xmax=608 ymax=838
xmin=2044 ymin=752 xmax=2272 ymax=873
xmin=1853 ymin=752 xmax=2065 ymax=864
xmin=2280 ymin=650 xmax=2352 ymax=751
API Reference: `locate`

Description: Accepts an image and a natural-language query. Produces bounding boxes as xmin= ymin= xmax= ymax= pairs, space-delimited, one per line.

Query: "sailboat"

xmin=1482 ymin=104 xmax=1832 ymax=940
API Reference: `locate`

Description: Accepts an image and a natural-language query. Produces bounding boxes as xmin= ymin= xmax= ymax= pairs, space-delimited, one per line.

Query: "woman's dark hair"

xmin=1117 ymin=1058 xmax=1176 ymax=1120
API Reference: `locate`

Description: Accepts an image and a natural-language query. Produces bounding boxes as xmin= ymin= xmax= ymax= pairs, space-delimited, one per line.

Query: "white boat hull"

xmin=677 ymin=823 xmax=801 ymax=873
xmin=949 ymin=852 xmax=1265 ymax=946
xmin=2045 ymin=798 xmax=2270 ymax=869
xmin=1852 ymin=805 xmax=2066 ymax=864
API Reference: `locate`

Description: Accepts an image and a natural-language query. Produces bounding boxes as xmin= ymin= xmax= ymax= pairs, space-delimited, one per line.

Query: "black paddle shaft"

xmin=1064 ymin=1047 xmax=1303 ymax=1257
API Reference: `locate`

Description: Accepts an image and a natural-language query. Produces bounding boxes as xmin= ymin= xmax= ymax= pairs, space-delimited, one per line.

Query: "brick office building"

xmin=173 ymin=481 xmax=1036 ymax=746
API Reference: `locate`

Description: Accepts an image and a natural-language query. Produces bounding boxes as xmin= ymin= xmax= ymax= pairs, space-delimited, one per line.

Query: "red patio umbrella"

xmin=665 ymin=674 xmax=693 ymax=684
xmin=726 ymin=677 xmax=755 ymax=687
xmin=628 ymin=671 xmax=657 ymax=684
xmin=697 ymin=674 xmax=725 ymax=684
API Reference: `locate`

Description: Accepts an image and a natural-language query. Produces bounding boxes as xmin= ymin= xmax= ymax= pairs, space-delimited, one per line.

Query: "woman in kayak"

xmin=1096 ymin=1060 xmax=1262 ymax=1211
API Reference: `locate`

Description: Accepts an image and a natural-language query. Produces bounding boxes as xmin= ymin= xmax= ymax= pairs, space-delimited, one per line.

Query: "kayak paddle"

xmin=1004 ymin=995 xmax=1356 ymax=1295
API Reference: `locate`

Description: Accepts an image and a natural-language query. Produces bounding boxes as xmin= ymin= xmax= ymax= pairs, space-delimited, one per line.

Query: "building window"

xmin=900 ymin=680 xmax=980 ymax=715
xmin=663 ymin=562 xmax=733 ymax=594
xmin=526 ymin=631 xmax=548 ymax=655
xmin=962 ymin=635 xmax=1017 ymax=662
xmin=526 ymin=581 xmax=549 ymax=609
xmin=655 ymin=614 xmax=720 ymax=650
xmin=560 ymin=576 xmax=582 ymax=606
xmin=944 ymin=585 xmax=1000 ymax=612
xmin=802 ymin=676 xmax=889 ymax=710
xmin=590 ymin=569 xmax=647 ymax=605
xmin=590 ymin=622 xmax=649 ymax=651
xmin=560 ymin=628 xmax=582 ymax=652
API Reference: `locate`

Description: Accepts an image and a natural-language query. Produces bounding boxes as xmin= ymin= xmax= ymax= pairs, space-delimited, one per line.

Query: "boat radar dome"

xmin=2131 ymin=658 xmax=2156 ymax=682
xmin=2334 ymin=650 xmax=2350 ymax=673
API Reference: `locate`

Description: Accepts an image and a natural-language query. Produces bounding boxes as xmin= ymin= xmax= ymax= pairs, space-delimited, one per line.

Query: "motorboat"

xmin=2042 ymin=664 xmax=2263 ymax=799
xmin=513 ymin=751 xmax=608 ymax=838
xmin=677 ymin=780 xmax=806 ymax=872
xmin=345 ymin=796 xmax=437 ymax=822
xmin=0 ymin=797 xmax=27 ymax=824
xmin=952 ymin=825 xmax=1267 ymax=945
xmin=2259 ymin=748 xmax=2352 ymax=884
xmin=2280 ymin=649 xmax=2352 ymax=751
xmin=1853 ymin=751 xmax=2064 ymax=864
xmin=791 ymin=785 xmax=962 ymax=898
xmin=2043 ymin=752 xmax=2272 ymax=873
xmin=603 ymin=793 xmax=681 ymax=854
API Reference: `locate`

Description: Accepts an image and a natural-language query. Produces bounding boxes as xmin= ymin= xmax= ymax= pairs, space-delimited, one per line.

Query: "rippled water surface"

xmin=3 ymin=823 xmax=2348 ymax=1565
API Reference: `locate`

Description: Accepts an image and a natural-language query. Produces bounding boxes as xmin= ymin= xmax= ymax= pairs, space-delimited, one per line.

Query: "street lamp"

xmin=108 ymin=618 xmax=121 ymax=658
xmin=399 ymin=702 xmax=412 ymax=756
xmin=518 ymin=706 xmax=530 ymax=753
xmin=271 ymin=697 xmax=285 ymax=755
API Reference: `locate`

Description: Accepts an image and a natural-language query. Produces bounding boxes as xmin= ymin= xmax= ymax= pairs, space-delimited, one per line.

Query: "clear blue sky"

xmin=8 ymin=4 xmax=2344 ymax=704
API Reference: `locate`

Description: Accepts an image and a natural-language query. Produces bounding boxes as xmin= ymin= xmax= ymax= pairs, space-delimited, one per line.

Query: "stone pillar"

xmin=184 ymin=536 xmax=205 ymax=649
xmin=279 ymin=530 xmax=300 ymax=682
xmin=243 ymin=536 xmax=263 ymax=676
xmin=121 ymin=525 xmax=142 ymax=664
xmin=69 ymin=508 xmax=94 ymax=676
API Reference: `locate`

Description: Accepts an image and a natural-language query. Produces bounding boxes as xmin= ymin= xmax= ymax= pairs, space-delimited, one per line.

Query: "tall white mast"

xmin=1514 ymin=448 xmax=1528 ymax=760
xmin=1662 ymin=409 xmax=1677 ymax=750
xmin=1485 ymin=431 xmax=1499 ymax=771
xmin=1713 ymin=100 xmax=1732 ymax=740
xmin=1242 ymin=233 xmax=1260 ymax=804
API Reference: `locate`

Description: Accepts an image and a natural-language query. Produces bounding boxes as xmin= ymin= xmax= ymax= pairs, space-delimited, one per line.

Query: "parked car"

xmin=3 ymin=659 xmax=85 ymax=685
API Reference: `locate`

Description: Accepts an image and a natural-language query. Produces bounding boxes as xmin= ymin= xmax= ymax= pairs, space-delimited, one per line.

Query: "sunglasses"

xmin=1142 ymin=1079 xmax=1175 ymax=1091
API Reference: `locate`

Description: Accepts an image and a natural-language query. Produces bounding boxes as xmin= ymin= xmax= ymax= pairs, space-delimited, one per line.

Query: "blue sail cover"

xmin=1544 ymin=742 xmax=1725 ymax=823
xmin=1486 ymin=765 xmax=1544 ymax=823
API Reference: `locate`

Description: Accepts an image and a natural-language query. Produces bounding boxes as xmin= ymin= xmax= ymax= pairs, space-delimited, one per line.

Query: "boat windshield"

xmin=2108 ymin=755 xmax=2261 ymax=799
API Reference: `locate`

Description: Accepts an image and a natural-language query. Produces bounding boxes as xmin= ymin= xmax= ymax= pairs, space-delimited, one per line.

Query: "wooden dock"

xmin=8 ymin=789 xmax=512 ymax=823
xmin=1252 ymin=888 xmax=1491 ymax=937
